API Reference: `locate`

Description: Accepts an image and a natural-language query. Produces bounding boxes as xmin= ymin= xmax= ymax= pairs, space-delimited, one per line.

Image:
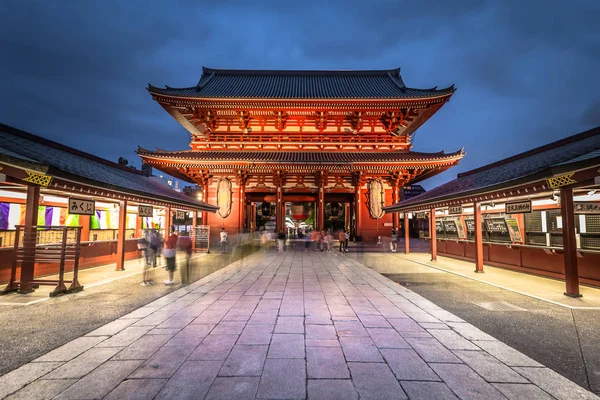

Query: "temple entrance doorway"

xmin=287 ymin=202 xmax=314 ymax=238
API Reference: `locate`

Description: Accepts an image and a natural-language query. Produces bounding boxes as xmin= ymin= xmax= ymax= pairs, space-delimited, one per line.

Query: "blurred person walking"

xmin=164 ymin=229 xmax=178 ymax=285
xmin=178 ymin=231 xmax=193 ymax=284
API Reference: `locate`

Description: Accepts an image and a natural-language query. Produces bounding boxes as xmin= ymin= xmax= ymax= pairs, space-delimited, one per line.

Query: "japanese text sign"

xmin=505 ymin=200 xmax=532 ymax=214
xmin=68 ymin=197 xmax=95 ymax=215
xmin=138 ymin=205 xmax=153 ymax=218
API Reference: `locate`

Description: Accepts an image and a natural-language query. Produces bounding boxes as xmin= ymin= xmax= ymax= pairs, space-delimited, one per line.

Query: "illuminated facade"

xmin=140 ymin=68 xmax=464 ymax=240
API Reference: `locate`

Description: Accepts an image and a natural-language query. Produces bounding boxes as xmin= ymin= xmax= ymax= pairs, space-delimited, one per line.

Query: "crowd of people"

xmin=136 ymin=229 xmax=193 ymax=286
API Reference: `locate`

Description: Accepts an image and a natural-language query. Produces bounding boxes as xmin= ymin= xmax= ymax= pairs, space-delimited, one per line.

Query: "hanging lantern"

xmin=329 ymin=202 xmax=340 ymax=217
xmin=261 ymin=202 xmax=272 ymax=217
xmin=290 ymin=203 xmax=310 ymax=221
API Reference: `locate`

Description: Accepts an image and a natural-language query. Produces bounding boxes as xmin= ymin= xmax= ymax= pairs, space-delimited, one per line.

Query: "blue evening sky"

xmin=0 ymin=0 xmax=598 ymax=190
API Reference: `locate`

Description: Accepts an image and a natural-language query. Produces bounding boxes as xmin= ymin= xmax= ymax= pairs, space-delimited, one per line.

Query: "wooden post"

xmin=474 ymin=202 xmax=484 ymax=273
xmin=355 ymin=185 xmax=362 ymax=240
xmin=345 ymin=203 xmax=351 ymax=233
xmin=318 ymin=185 xmax=325 ymax=231
xmin=201 ymin=184 xmax=209 ymax=226
xmin=18 ymin=185 xmax=40 ymax=293
xmin=165 ymin=206 xmax=171 ymax=238
xmin=430 ymin=207 xmax=437 ymax=261
xmin=238 ymin=183 xmax=245 ymax=233
xmin=392 ymin=185 xmax=399 ymax=231
xmin=191 ymin=211 xmax=197 ymax=252
xmin=80 ymin=214 xmax=91 ymax=242
xmin=116 ymin=199 xmax=127 ymax=271
xmin=560 ymin=188 xmax=581 ymax=297
xmin=276 ymin=186 xmax=283 ymax=233
xmin=404 ymin=213 xmax=410 ymax=254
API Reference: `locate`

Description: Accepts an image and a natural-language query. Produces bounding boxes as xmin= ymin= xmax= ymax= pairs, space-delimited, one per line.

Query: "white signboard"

xmin=138 ymin=205 xmax=153 ymax=218
xmin=506 ymin=200 xmax=532 ymax=214
xmin=68 ymin=197 xmax=95 ymax=215
xmin=176 ymin=210 xmax=186 ymax=220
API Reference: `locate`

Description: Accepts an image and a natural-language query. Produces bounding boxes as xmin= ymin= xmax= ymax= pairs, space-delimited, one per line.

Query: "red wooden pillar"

xmin=561 ymin=188 xmax=581 ymax=297
xmin=191 ymin=211 xmax=197 ymax=252
xmin=318 ymin=185 xmax=325 ymax=231
xmin=165 ymin=206 xmax=172 ymax=239
xmin=116 ymin=199 xmax=127 ymax=271
xmin=19 ymin=185 xmax=40 ymax=293
xmin=404 ymin=213 xmax=410 ymax=254
xmin=201 ymin=185 xmax=209 ymax=225
xmin=238 ymin=184 xmax=245 ymax=233
xmin=430 ymin=208 xmax=437 ymax=261
xmin=80 ymin=214 xmax=91 ymax=242
xmin=276 ymin=186 xmax=283 ymax=233
xmin=355 ymin=185 xmax=362 ymax=239
xmin=474 ymin=202 xmax=484 ymax=273
xmin=345 ymin=203 xmax=351 ymax=232
xmin=391 ymin=185 xmax=400 ymax=231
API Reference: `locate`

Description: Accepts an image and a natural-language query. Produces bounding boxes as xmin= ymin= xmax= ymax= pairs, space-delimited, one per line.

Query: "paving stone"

xmin=473 ymin=340 xmax=543 ymax=367
xmin=306 ymin=346 xmax=349 ymax=379
xmin=193 ymin=311 xmax=226 ymax=325
xmin=448 ymin=322 xmax=498 ymax=341
xmin=4 ymin=379 xmax=76 ymax=400
xmin=165 ymin=324 xmax=214 ymax=347
xmin=34 ymin=336 xmax=108 ymax=362
xmin=248 ymin=313 xmax=277 ymax=325
xmin=268 ymin=334 xmax=305 ymax=359
xmin=257 ymin=358 xmax=306 ymax=399
xmin=45 ymin=347 xmax=122 ymax=379
xmin=0 ymin=362 xmax=64 ymax=399
xmin=155 ymin=360 xmax=222 ymax=400
xmin=146 ymin=327 xmax=181 ymax=336
xmin=155 ymin=316 xmax=195 ymax=329
xmin=430 ymin=363 xmax=507 ymax=400
xmin=104 ymin=378 xmax=167 ymax=400
xmin=238 ymin=324 xmax=273 ymax=345
xmin=95 ymin=326 xmax=153 ymax=348
xmin=85 ymin=318 xmax=138 ymax=336
xmin=405 ymin=337 xmax=462 ymax=363
xmin=420 ymin=322 xmax=451 ymax=329
xmin=453 ymin=350 xmax=529 ymax=383
xmin=358 ymin=314 xmax=392 ymax=328
xmin=334 ymin=321 xmax=368 ymax=336
xmin=274 ymin=316 xmax=304 ymax=333
xmin=492 ymin=383 xmax=555 ymax=399
xmin=513 ymin=366 xmax=599 ymax=400
xmin=307 ymin=379 xmax=358 ymax=400
xmin=121 ymin=306 xmax=161 ymax=319
xmin=223 ymin=311 xmax=252 ymax=322
xmin=189 ymin=334 xmax=239 ymax=360
xmin=388 ymin=318 xmax=427 ymax=333
xmin=348 ymin=362 xmax=407 ymax=400
xmin=367 ymin=327 xmax=411 ymax=349
xmin=339 ymin=336 xmax=383 ymax=362
xmin=219 ymin=345 xmax=268 ymax=376
xmin=381 ymin=348 xmax=440 ymax=381
xmin=212 ymin=321 xmax=247 ymax=335
xmin=304 ymin=314 xmax=333 ymax=325
xmin=54 ymin=360 xmax=143 ymax=400
xmin=132 ymin=311 xmax=173 ymax=327
xmin=427 ymin=329 xmax=480 ymax=350
xmin=400 ymin=381 xmax=458 ymax=399
xmin=205 ymin=377 xmax=260 ymax=400
xmin=306 ymin=324 xmax=337 ymax=340
xmin=129 ymin=346 xmax=196 ymax=379
xmin=112 ymin=334 xmax=172 ymax=360
xmin=305 ymin=339 xmax=341 ymax=347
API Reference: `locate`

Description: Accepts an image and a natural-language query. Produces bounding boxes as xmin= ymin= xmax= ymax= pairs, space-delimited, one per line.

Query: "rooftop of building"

xmin=0 ymin=123 xmax=218 ymax=211
xmin=385 ymin=125 xmax=600 ymax=211
xmin=148 ymin=66 xmax=455 ymax=100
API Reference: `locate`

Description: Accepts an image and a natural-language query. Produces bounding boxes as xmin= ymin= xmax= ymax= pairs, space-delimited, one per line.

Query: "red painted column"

xmin=392 ymin=185 xmax=399 ymax=231
xmin=355 ymin=186 xmax=362 ymax=239
xmin=19 ymin=185 xmax=40 ymax=292
xmin=318 ymin=185 xmax=325 ymax=231
xmin=276 ymin=186 xmax=283 ymax=233
xmin=404 ymin=213 xmax=410 ymax=254
xmin=191 ymin=211 xmax=197 ymax=252
xmin=561 ymin=188 xmax=581 ymax=297
xmin=116 ymin=199 xmax=127 ymax=271
xmin=165 ymin=206 xmax=171 ymax=238
xmin=345 ymin=203 xmax=351 ymax=233
xmin=201 ymin=185 xmax=209 ymax=225
xmin=430 ymin=208 xmax=437 ymax=261
xmin=474 ymin=202 xmax=484 ymax=273
xmin=80 ymin=215 xmax=91 ymax=242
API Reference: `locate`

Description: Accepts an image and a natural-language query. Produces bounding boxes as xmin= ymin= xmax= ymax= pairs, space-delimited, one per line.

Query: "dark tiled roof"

xmin=148 ymin=67 xmax=455 ymax=99
xmin=0 ymin=123 xmax=217 ymax=211
xmin=137 ymin=148 xmax=465 ymax=164
xmin=385 ymin=126 xmax=600 ymax=211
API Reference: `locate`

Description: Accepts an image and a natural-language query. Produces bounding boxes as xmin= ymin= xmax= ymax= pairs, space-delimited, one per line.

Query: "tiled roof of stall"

xmin=385 ymin=126 xmax=600 ymax=211
xmin=136 ymin=148 xmax=465 ymax=164
xmin=147 ymin=67 xmax=455 ymax=99
xmin=0 ymin=123 xmax=218 ymax=211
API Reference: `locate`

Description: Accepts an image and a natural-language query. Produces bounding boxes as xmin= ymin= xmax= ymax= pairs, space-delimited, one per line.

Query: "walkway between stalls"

xmin=0 ymin=248 xmax=597 ymax=399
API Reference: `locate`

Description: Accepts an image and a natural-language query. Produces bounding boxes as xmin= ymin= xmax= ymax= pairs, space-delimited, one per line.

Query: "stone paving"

xmin=0 ymin=248 xmax=598 ymax=399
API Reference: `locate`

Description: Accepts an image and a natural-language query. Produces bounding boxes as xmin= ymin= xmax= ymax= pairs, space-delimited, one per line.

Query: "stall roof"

xmin=385 ymin=125 xmax=600 ymax=212
xmin=0 ymin=123 xmax=218 ymax=212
